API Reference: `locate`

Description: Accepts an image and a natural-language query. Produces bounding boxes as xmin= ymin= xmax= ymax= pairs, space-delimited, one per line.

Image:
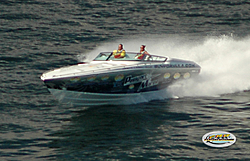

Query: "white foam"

xmin=167 ymin=35 xmax=250 ymax=97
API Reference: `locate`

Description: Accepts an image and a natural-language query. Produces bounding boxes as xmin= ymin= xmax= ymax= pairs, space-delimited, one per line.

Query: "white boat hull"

xmin=48 ymin=88 xmax=171 ymax=106
xmin=41 ymin=52 xmax=201 ymax=106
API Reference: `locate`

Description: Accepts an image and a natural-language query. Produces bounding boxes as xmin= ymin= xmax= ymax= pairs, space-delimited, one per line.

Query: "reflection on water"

xmin=48 ymin=92 xmax=250 ymax=160
xmin=49 ymin=103 xmax=171 ymax=160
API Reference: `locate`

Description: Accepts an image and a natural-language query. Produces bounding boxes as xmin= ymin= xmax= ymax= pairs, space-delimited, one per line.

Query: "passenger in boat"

xmin=135 ymin=45 xmax=150 ymax=60
xmin=113 ymin=44 xmax=126 ymax=58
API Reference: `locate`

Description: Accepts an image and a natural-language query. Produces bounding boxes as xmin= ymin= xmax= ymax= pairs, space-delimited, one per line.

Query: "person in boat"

xmin=135 ymin=45 xmax=150 ymax=59
xmin=113 ymin=44 xmax=126 ymax=58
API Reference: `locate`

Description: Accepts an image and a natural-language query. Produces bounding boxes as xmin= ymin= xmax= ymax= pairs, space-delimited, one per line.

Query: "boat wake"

xmin=167 ymin=35 xmax=250 ymax=98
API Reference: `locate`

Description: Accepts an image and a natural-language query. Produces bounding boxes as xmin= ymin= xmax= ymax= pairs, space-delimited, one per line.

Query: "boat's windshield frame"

xmin=93 ymin=52 xmax=168 ymax=62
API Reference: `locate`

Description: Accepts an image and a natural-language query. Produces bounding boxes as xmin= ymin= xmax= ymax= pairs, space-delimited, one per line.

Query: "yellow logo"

xmin=87 ymin=76 xmax=96 ymax=82
xmin=202 ymin=131 xmax=236 ymax=148
xmin=115 ymin=74 xmax=124 ymax=81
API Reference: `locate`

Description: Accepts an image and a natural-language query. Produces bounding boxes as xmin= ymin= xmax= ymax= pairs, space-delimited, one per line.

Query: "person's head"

xmin=140 ymin=45 xmax=146 ymax=51
xmin=118 ymin=44 xmax=123 ymax=50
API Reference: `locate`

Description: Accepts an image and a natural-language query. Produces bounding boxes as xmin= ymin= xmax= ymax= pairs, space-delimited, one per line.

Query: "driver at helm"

xmin=113 ymin=44 xmax=126 ymax=58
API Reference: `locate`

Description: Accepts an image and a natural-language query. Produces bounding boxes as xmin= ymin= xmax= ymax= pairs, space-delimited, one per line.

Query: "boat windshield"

xmin=93 ymin=52 xmax=167 ymax=62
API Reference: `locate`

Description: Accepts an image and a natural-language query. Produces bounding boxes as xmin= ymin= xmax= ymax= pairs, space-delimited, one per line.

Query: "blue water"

xmin=1 ymin=0 xmax=250 ymax=160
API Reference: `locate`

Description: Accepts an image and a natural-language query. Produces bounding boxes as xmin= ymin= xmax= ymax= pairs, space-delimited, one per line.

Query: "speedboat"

xmin=41 ymin=52 xmax=201 ymax=106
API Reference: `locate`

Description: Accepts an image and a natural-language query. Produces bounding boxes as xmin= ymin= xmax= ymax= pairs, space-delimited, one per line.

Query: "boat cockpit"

xmin=94 ymin=52 xmax=167 ymax=62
